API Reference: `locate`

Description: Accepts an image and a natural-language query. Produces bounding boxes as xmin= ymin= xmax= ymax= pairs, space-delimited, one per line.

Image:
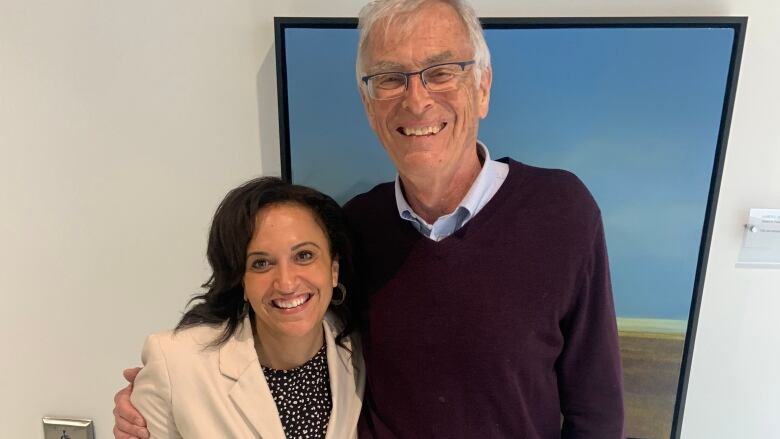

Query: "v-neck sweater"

xmin=344 ymin=158 xmax=623 ymax=438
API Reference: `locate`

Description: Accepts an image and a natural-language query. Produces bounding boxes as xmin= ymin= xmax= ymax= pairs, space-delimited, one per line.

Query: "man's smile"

xmin=397 ymin=122 xmax=447 ymax=136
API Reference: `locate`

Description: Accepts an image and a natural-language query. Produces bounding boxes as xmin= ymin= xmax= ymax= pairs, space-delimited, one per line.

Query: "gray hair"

xmin=355 ymin=0 xmax=491 ymax=90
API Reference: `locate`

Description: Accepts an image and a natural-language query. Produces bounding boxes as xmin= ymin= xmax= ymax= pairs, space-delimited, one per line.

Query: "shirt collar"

xmin=394 ymin=141 xmax=503 ymax=236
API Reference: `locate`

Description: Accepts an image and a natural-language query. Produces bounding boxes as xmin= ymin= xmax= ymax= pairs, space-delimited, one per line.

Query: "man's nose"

xmin=401 ymin=74 xmax=434 ymax=115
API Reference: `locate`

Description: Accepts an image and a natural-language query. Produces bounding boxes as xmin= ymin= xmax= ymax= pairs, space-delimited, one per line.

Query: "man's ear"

xmin=477 ymin=66 xmax=492 ymax=119
xmin=360 ymin=88 xmax=378 ymax=132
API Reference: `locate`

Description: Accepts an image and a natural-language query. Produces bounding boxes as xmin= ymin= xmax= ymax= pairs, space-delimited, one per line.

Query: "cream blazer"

xmin=131 ymin=314 xmax=364 ymax=439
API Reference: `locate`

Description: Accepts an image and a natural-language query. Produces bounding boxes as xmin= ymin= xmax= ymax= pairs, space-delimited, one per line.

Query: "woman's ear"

xmin=331 ymin=258 xmax=340 ymax=288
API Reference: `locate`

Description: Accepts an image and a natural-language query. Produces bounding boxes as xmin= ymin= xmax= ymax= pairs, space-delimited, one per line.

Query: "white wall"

xmin=1 ymin=0 xmax=777 ymax=438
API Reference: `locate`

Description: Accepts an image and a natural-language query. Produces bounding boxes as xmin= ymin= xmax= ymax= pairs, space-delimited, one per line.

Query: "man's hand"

xmin=112 ymin=367 xmax=149 ymax=439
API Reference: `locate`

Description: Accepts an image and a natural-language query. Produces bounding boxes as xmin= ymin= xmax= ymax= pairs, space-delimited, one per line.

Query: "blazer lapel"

xmin=324 ymin=318 xmax=365 ymax=439
xmin=220 ymin=317 xmax=286 ymax=439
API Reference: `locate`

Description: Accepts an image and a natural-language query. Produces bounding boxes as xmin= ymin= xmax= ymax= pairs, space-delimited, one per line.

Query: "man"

xmin=114 ymin=0 xmax=623 ymax=437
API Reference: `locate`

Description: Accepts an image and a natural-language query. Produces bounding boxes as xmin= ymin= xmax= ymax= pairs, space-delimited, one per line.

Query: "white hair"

xmin=355 ymin=0 xmax=491 ymax=89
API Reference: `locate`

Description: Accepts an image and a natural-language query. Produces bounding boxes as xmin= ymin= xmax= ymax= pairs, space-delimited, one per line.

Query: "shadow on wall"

xmin=256 ymin=44 xmax=281 ymax=177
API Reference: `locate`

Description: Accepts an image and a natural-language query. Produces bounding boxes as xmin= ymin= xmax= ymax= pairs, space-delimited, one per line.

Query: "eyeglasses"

xmin=361 ymin=60 xmax=476 ymax=101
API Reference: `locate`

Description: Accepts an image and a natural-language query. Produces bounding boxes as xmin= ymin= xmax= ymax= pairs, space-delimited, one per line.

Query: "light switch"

xmin=42 ymin=417 xmax=94 ymax=439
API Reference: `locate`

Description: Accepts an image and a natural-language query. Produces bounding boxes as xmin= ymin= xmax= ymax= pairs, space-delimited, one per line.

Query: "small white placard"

xmin=737 ymin=208 xmax=780 ymax=269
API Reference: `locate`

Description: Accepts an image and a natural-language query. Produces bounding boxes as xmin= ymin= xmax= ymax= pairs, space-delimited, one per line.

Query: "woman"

xmin=131 ymin=177 xmax=364 ymax=438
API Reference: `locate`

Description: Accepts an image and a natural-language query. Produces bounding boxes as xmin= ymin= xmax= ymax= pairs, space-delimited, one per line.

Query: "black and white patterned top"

xmin=262 ymin=345 xmax=332 ymax=439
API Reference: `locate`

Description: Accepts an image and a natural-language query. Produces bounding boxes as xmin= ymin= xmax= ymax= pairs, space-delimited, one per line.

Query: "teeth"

xmin=272 ymin=294 xmax=310 ymax=309
xmin=401 ymin=124 xmax=443 ymax=136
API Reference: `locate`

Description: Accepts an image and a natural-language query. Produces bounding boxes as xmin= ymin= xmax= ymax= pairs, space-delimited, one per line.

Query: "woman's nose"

xmin=273 ymin=261 xmax=298 ymax=293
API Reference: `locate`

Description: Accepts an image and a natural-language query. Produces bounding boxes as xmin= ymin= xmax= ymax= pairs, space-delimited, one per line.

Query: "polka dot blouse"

xmin=262 ymin=345 xmax=332 ymax=439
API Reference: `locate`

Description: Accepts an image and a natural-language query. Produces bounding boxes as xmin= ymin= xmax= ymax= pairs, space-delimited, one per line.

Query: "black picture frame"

xmin=274 ymin=16 xmax=747 ymax=439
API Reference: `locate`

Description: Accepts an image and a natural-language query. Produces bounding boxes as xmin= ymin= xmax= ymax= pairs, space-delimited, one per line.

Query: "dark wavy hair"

xmin=176 ymin=177 xmax=356 ymax=349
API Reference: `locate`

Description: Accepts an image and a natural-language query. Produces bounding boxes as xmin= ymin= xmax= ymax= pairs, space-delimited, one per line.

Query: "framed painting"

xmin=275 ymin=16 xmax=746 ymax=439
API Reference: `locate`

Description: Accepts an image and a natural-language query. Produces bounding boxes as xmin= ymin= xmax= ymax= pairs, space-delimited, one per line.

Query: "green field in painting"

xmin=619 ymin=319 xmax=686 ymax=439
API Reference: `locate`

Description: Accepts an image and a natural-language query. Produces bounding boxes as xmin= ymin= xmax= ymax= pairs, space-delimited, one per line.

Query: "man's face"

xmin=360 ymin=2 xmax=492 ymax=181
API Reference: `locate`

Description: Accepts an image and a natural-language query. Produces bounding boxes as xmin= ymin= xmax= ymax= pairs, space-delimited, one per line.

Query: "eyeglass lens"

xmin=368 ymin=63 xmax=469 ymax=100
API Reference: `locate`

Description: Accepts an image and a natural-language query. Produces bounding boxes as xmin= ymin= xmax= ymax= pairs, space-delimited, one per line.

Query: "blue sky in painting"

xmin=284 ymin=26 xmax=735 ymax=320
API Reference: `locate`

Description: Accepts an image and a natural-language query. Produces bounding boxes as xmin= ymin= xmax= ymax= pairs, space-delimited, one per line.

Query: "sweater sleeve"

xmin=130 ymin=334 xmax=183 ymax=439
xmin=557 ymin=215 xmax=625 ymax=438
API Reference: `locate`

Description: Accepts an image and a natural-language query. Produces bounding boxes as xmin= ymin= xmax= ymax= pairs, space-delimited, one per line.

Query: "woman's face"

xmin=243 ymin=203 xmax=338 ymax=342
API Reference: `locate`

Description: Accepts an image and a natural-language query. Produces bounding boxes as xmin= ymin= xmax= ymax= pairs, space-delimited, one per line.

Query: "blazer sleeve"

xmin=131 ymin=334 xmax=183 ymax=439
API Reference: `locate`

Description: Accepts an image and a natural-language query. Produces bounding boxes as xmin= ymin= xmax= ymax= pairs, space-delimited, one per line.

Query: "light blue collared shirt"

xmin=395 ymin=141 xmax=509 ymax=241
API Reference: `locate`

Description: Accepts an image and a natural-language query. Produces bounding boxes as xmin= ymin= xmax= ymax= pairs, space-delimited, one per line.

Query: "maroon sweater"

xmin=344 ymin=159 xmax=623 ymax=438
